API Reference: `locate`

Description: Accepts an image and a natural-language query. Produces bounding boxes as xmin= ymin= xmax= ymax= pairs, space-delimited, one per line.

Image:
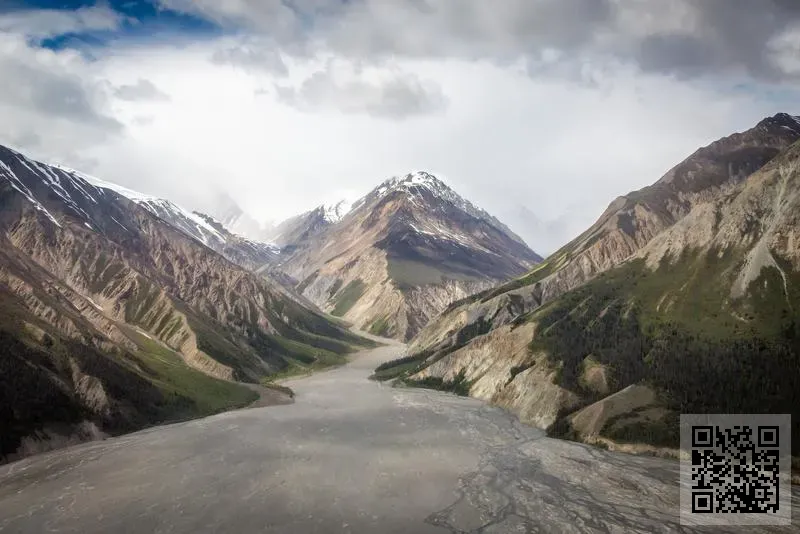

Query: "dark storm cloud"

xmin=634 ymin=0 xmax=800 ymax=80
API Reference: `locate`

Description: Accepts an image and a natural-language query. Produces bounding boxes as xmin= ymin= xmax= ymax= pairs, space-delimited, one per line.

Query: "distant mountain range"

xmin=379 ymin=112 xmax=800 ymax=455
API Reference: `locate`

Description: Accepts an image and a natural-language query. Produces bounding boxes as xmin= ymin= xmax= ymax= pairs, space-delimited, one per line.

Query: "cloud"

xmin=41 ymin=43 xmax=790 ymax=254
xmin=0 ymin=34 xmax=121 ymax=129
xmin=0 ymin=3 xmax=123 ymax=39
xmin=157 ymin=0 xmax=800 ymax=81
xmin=1 ymin=0 xmax=800 ymax=256
xmin=113 ymin=79 xmax=171 ymax=101
xmin=274 ymin=60 xmax=448 ymax=118
xmin=211 ymin=39 xmax=288 ymax=75
xmin=0 ymin=32 xmax=122 ymax=167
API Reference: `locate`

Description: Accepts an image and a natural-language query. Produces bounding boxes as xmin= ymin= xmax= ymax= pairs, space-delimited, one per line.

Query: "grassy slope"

xmin=527 ymin=249 xmax=800 ymax=452
xmin=0 ymin=315 xmax=259 ymax=460
xmin=331 ymin=279 xmax=366 ymax=316
xmin=120 ymin=326 xmax=258 ymax=416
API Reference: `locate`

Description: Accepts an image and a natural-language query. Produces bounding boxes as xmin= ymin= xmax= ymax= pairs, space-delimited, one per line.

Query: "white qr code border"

xmin=679 ymin=413 xmax=792 ymax=527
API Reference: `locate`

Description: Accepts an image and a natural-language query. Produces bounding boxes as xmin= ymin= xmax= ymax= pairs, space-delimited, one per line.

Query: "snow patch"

xmin=371 ymin=171 xmax=498 ymax=226
xmin=0 ymin=160 xmax=62 ymax=228
xmin=322 ymin=199 xmax=353 ymax=223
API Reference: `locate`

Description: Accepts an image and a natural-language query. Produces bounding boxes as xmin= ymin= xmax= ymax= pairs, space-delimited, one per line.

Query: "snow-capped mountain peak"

xmin=364 ymin=170 xmax=523 ymax=240
xmin=322 ymin=199 xmax=352 ymax=223
xmin=375 ymin=171 xmax=448 ymax=198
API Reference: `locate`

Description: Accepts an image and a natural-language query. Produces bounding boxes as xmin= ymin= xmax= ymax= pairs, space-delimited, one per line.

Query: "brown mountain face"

xmin=276 ymin=172 xmax=542 ymax=341
xmin=0 ymin=145 xmax=372 ymax=462
xmin=410 ymin=112 xmax=800 ymax=355
xmin=385 ymin=114 xmax=800 ymax=454
xmin=269 ymin=205 xmax=336 ymax=251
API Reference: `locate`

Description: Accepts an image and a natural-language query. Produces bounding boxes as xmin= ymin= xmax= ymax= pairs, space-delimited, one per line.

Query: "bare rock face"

xmin=412 ymin=323 xmax=582 ymax=429
xmin=277 ymin=172 xmax=542 ymax=341
xmin=410 ymin=113 xmax=800 ymax=354
xmin=0 ymin=144 xmax=370 ymax=462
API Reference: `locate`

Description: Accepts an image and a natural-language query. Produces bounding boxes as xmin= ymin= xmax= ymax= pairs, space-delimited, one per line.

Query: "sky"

xmin=1 ymin=1 xmax=800 ymax=255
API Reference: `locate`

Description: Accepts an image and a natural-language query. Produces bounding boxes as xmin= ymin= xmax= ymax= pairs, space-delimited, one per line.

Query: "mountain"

xmin=269 ymin=205 xmax=337 ymax=250
xmin=382 ymin=114 xmax=800 ymax=454
xmin=409 ymin=112 xmax=800 ymax=354
xmin=66 ymin=173 xmax=281 ymax=271
xmin=0 ymin=144 xmax=373 ymax=462
xmin=277 ymin=171 xmax=542 ymax=341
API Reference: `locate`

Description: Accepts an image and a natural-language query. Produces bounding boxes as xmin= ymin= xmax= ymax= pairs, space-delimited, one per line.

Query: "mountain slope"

xmin=61 ymin=171 xmax=281 ymax=271
xmin=278 ymin=172 xmax=542 ymax=340
xmin=387 ymin=117 xmax=800 ymax=454
xmin=269 ymin=205 xmax=338 ymax=250
xmin=0 ymin=144 xmax=373 ymax=461
xmin=410 ymin=112 xmax=800 ymax=355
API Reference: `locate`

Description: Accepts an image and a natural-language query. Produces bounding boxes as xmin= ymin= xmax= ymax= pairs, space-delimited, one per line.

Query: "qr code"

xmin=680 ymin=414 xmax=791 ymax=527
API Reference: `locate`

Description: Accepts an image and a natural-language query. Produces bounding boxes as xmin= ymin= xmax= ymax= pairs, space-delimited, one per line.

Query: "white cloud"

xmin=0 ymin=3 xmax=123 ymax=39
xmin=113 ymin=79 xmax=171 ymax=101
xmin=274 ymin=58 xmax=448 ymax=118
xmin=1 ymin=3 xmax=799 ymax=255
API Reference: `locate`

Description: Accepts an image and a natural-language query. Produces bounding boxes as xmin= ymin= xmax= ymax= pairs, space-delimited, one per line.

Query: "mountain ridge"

xmin=275 ymin=170 xmax=542 ymax=340
xmin=409 ymin=112 xmax=800 ymax=354
xmin=0 ymin=143 xmax=373 ymax=462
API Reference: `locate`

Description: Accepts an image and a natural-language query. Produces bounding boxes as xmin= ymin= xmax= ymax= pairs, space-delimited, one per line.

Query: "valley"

xmin=3 ymin=3 xmax=799 ymax=531
xmin=4 ymin=340 xmax=796 ymax=533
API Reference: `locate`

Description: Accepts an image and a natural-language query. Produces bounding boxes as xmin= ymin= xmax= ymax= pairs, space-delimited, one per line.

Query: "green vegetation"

xmin=601 ymin=411 xmax=680 ymax=448
xmin=371 ymin=352 xmax=429 ymax=381
xmin=403 ymin=369 xmax=474 ymax=396
xmin=387 ymin=257 xmax=480 ymax=291
xmin=439 ymin=253 xmax=568 ymax=314
xmin=477 ymin=251 xmax=571 ymax=304
xmin=252 ymin=332 xmax=345 ymax=368
xmin=327 ymin=279 xmax=343 ymax=298
xmin=0 ymin=313 xmax=258 ymax=462
xmin=371 ymin=318 xmax=492 ymax=383
xmin=368 ymin=315 xmax=392 ymax=337
xmin=296 ymin=271 xmax=318 ymax=293
xmin=330 ymin=279 xmax=366 ymax=317
xmin=388 ymin=258 xmax=447 ymax=288
xmin=528 ymin=248 xmax=800 ymax=452
xmin=122 ymin=326 xmax=258 ymax=416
